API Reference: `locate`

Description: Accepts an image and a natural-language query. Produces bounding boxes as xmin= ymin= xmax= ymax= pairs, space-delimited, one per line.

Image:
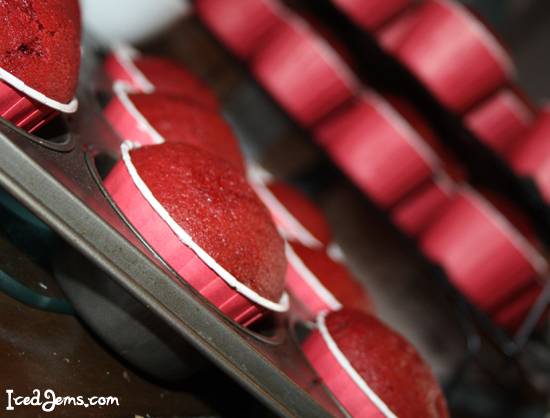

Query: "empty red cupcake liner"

xmin=104 ymin=142 xmax=289 ymax=325
xmin=332 ymin=0 xmax=412 ymax=31
xmin=376 ymin=0 xmax=514 ymax=113
xmin=103 ymin=43 xmax=155 ymax=93
xmin=314 ymin=91 xmax=440 ymax=208
xmin=302 ymin=312 xmax=397 ymax=418
xmin=104 ymin=82 xmax=165 ymax=146
xmin=420 ymin=186 xmax=547 ymax=312
xmin=390 ymin=174 xmax=457 ymax=237
xmin=491 ymin=281 xmax=547 ymax=332
xmin=0 ymin=68 xmax=78 ymax=132
xmin=509 ymin=107 xmax=550 ymax=203
xmin=465 ymin=87 xmax=535 ymax=155
xmin=195 ymin=0 xmax=289 ymax=60
xmin=251 ymin=16 xmax=360 ymax=127
xmin=285 ymin=242 xmax=342 ymax=317
xmin=247 ymin=166 xmax=326 ymax=248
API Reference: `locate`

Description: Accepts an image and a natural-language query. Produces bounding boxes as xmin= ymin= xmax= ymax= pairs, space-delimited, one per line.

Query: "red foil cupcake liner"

xmin=332 ymin=0 xmax=412 ymax=31
xmin=302 ymin=313 xmax=396 ymax=417
xmin=285 ymin=243 xmax=342 ymax=316
xmin=285 ymin=242 xmax=373 ymax=318
xmin=390 ymin=174 xmax=457 ymax=238
xmin=491 ymin=282 xmax=547 ymax=332
xmin=508 ymin=107 xmax=550 ymax=203
xmin=247 ymin=164 xmax=330 ymax=248
xmin=419 ymin=186 xmax=547 ymax=312
xmin=103 ymin=44 xmax=156 ymax=93
xmin=251 ymin=16 xmax=360 ymax=127
xmin=0 ymin=68 xmax=78 ymax=132
xmin=376 ymin=0 xmax=514 ymax=114
xmin=313 ymin=91 xmax=440 ymax=208
xmin=103 ymin=83 xmax=165 ymax=146
xmin=464 ymin=87 xmax=535 ymax=156
xmin=195 ymin=0 xmax=289 ymax=60
xmin=103 ymin=143 xmax=289 ymax=325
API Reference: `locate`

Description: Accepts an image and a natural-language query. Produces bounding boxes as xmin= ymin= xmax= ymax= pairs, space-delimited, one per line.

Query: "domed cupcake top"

xmin=132 ymin=55 xmax=220 ymax=111
xmin=129 ymin=93 xmax=245 ymax=173
xmin=323 ymin=309 xmax=449 ymax=418
xmin=0 ymin=0 xmax=80 ymax=103
xmin=130 ymin=143 xmax=286 ymax=303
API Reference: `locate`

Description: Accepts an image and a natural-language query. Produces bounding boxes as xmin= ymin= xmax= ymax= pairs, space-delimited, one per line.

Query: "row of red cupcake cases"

xmin=194 ymin=0 xmax=550 ymax=335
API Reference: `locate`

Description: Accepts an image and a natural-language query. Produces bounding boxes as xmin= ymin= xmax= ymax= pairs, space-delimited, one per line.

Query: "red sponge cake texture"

xmin=326 ymin=309 xmax=449 ymax=418
xmin=130 ymin=143 xmax=286 ymax=302
xmin=129 ymin=93 xmax=246 ymax=173
xmin=133 ymin=55 xmax=220 ymax=112
xmin=0 ymin=0 xmax=80 ymax=103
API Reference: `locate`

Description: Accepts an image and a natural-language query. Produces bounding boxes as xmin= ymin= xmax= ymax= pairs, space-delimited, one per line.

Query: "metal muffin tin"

xmin=0 ymin=51 xmax=348 ymax=417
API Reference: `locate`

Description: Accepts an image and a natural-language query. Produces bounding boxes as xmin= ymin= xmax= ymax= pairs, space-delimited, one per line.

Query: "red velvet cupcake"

xmin=0 ymin=0 xmax=79 ymax=131
xmin=286 ymin=242 xmax=373 ymax=318
xmin=104 ymin=86 xmax=245 ymax=172
xmin=63 ymin=0 xmax=81 ymax=37
xmin=302 ymin=309 xmax=449 ymax=417
xmin=248 ymin=166 xmax=331 ymax=248
xmin=104 ymin=142 xmax=289 ymax=325
xmin=103 ymin=43 xmax=219 ymax=111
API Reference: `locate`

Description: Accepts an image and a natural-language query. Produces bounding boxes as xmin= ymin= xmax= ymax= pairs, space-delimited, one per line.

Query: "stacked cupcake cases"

xmin=419 ymin=187 xmax=548 ymax=331
xmin=508 ymin=108 xmax=550 ymax=204
xmin=195 ymin=0 xmax=550 ymax=336
xmin=195 ymin=0 xmax=290 ymax=61
xmin=464 ymin=87 xmax=536 ymax=157
xmin=375 ymin=0 xmax=515 ymax=114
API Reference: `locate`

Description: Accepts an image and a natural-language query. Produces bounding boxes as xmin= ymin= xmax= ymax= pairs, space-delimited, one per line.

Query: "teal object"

xmin=0 ymin=268 xmax=76 ymax=315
